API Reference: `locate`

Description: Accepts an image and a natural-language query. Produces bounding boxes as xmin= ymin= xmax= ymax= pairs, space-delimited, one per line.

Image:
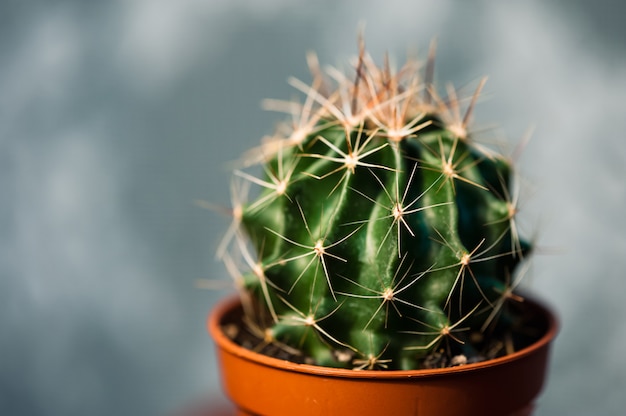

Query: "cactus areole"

xmin=217 ymin=42 xmax=544 ymax=372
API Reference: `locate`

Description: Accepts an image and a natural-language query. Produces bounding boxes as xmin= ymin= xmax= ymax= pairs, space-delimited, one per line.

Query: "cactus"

xmin=220 ymin=41 xmax=531 ymax=370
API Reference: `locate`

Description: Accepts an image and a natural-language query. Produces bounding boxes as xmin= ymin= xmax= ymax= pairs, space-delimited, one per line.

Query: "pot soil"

xmin=209 ymin=295 xmax=557 ymax=416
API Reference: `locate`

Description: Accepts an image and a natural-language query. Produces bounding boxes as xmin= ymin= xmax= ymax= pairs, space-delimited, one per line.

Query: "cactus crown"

xmin=219 ymin=40 xmax=531 ymax=370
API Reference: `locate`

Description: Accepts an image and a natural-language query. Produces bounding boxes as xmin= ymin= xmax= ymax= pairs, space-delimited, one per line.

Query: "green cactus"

xmin=220 ymin=42 xmax=531 ymax=370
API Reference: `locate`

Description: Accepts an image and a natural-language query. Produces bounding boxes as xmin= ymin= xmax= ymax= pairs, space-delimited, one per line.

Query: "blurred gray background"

xmin=2 ymin=1 xmax=625 ymax=415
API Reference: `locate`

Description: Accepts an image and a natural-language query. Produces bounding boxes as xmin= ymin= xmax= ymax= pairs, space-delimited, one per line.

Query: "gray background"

xmin=2 ymin=1 xmax=625 ymax=415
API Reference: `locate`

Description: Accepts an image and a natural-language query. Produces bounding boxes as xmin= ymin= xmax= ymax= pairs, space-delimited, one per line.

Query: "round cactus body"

xmin=221 ymin=45 xmax=530 ymax=370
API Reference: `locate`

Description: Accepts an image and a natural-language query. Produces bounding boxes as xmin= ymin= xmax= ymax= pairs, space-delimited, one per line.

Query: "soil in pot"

xmin=219 ymin=294 xmax=549 ymax=371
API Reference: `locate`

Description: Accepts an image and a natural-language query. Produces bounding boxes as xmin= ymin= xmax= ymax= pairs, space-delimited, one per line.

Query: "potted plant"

xmin=208 ymin=39 xmax=558 ymax=416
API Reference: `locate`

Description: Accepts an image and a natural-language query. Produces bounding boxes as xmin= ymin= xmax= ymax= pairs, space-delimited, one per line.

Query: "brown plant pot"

xmin=208 ymin=295 xmax=558 ymax=416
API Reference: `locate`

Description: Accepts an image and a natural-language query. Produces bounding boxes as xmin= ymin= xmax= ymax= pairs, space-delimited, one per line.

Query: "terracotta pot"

xmin=208 ymin=295 xmax=558 ymax=416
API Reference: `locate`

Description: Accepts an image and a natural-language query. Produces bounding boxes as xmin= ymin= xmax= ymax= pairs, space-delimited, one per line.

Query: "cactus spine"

xmin=220 ymin=42 xmax=530 ymax=370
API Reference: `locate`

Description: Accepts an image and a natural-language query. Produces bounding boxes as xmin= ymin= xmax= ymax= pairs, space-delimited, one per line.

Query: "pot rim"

xmin=208 ymin=293 xmax=558 ymax=380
